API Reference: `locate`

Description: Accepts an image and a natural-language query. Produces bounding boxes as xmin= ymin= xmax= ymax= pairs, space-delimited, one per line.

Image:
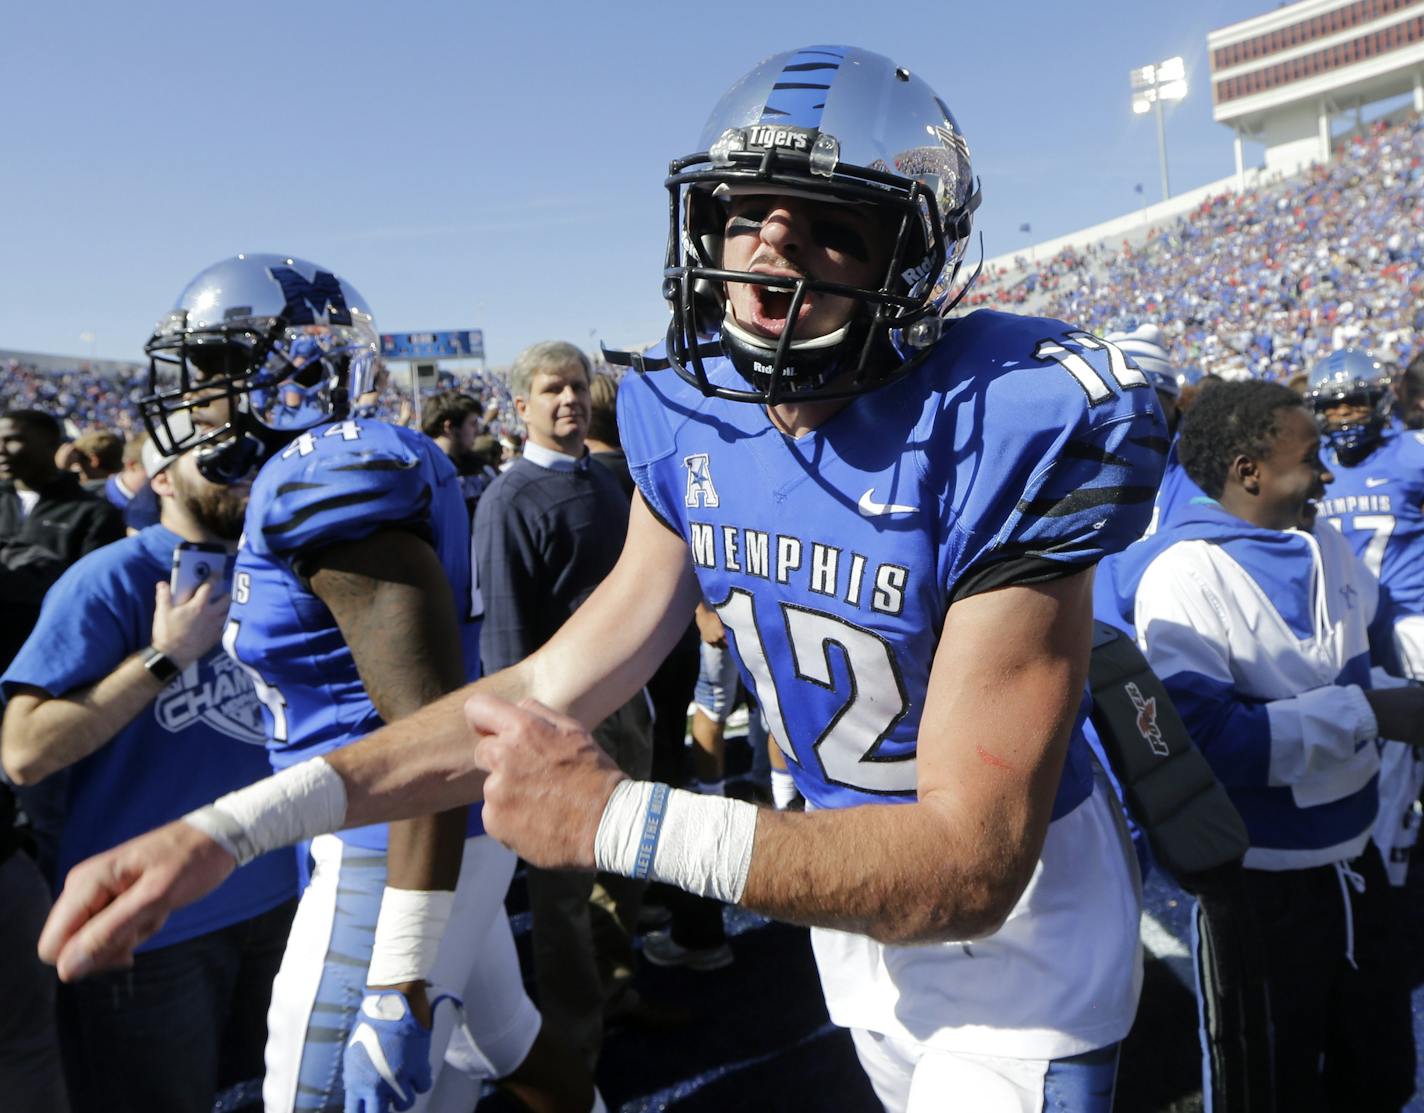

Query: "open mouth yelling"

xmin=743 ymin=281 xmax=813 ymax=340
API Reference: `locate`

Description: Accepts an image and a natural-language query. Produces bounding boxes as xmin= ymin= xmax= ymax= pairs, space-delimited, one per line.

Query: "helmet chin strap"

xmin=194 ymin=430 xmax=268 ymax=485
xmin=721 ymin=315 xmax=851 ymax=353
xmin=720 ymin=314 xmax=854 ymax=396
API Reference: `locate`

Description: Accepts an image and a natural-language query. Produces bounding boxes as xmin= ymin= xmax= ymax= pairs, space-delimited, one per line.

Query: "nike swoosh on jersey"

xmin=1365 ymin=477 xmax=1390 ymax=488
xmin=348 ymin=1024 xmax=410 ymax=1104
xmin=858 ymin=489 xmax=918 ymax=516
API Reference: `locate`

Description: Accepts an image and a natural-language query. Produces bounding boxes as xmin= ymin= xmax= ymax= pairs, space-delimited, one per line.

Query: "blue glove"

xmin=343 ymin=988 xmax=459 ymax=1113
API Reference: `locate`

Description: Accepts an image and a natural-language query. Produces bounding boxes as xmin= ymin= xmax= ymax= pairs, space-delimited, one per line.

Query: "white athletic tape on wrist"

xmin=182 ymin=758 xmax=348 ymax=867
xmin=593 ymin=780 xmax=757 ymax=904
xmin=366 ymin=887 xmax=455 ymax=987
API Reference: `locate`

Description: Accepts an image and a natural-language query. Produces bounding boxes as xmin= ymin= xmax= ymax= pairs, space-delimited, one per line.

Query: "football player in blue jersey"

xmin=1309 ymin=348 xmax=1424 ymax=887
xmin=137 ymin=256 xmax=597 ymax=1113
xmin=43 ymin=50 xmax=1166 ymax=1112
xmin=1093 ymin=325 xmax=1208 ymax=639
xmin=1104 ymin=325 xmax=1202 ymax=538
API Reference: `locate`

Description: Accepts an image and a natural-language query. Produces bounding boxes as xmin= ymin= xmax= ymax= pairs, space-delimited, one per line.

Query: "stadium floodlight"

xmin=1130 ymin=55 xmax=1187 ymax=201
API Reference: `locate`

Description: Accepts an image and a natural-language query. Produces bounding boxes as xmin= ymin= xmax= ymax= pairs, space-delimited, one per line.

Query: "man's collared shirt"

xmin=521 ymin=441 xmax=590 ymax=472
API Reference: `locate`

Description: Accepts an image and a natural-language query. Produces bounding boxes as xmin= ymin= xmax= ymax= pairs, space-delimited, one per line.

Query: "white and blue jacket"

xmin=1126 ymin=501 xmax=1393 ymax=870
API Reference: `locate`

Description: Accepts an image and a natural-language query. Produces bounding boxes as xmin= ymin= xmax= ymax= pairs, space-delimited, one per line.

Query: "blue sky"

xmin=1 ymin=0 xmax=1279 ymax=366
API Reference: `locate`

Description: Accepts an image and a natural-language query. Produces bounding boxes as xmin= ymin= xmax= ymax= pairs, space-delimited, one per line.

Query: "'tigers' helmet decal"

xmin=1306 ymin=347 xmax=1393 ymax=463
xmin=663 ymin=45 xmax=981 ymax=404
xmin=140 ymin=254 xmax=380 ymax=483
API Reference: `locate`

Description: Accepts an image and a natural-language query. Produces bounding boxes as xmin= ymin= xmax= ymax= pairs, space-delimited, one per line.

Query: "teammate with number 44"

xmin=41 ymin=48 xmax=1166 ymax=1113
xmin=132 ymin=255 xmax=597 ymax=1113
xmin=1309 ymin=347 xmax=1424 ymax=886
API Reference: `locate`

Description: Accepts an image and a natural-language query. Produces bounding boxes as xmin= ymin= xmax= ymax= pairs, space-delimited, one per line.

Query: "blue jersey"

xmin=225 ymin=418 xmax=479 ymax=849
xmin=620 ymin=311 xmax=1166 ymax=816
xmin=1319 ymin=428 xmax=1424 ymax=618
xmin=1093 ymin=438 xmax=1212 ymax=639
xmin=2 ymin=525 xmax=296 ymax=949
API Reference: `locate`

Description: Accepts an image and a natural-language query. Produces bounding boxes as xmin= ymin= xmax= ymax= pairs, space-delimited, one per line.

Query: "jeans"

xmin=0 ymin=850 xmax=69 ymax=1113
xmin=57 ymin=897 xmax=295 ymax=1113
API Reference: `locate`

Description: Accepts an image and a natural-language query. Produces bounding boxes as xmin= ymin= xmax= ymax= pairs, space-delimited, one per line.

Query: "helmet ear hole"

xmin=289 ymin=360 xmax=326 ymax=389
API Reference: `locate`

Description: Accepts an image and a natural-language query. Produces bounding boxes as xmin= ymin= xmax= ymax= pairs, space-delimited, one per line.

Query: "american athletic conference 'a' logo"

xmin=684 ymin=453 xmax=719 ymax=508
xmin=1125 ymin=681 xmax=1169 ymax=757
xmin=155 ymin=653 xmax=266 ymax=746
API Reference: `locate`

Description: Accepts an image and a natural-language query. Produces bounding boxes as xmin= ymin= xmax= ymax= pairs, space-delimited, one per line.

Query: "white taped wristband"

xmin=366 ymin=887 xmax=455 ymax=987
xmin=593 ymin=780 xmax=758 ymax=905
xmin=182 ymin=757 xmax=348 ymax=867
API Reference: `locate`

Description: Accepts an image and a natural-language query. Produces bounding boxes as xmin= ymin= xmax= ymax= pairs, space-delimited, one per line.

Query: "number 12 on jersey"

xmin=715 ymin=588 xmax=916 ymax=795
xmin=1034 ymin=332 xmax=1147 ymax=404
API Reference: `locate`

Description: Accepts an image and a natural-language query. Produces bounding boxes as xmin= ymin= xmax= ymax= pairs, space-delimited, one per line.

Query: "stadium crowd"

xmin=970 ymin=111 xmax=1424 ymax=382
xmin=3 ymin=53 xmax=1424 ymax=1113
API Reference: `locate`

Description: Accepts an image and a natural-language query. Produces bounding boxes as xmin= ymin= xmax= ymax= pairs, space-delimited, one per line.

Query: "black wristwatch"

xmin=142 ymin=646 xmax=181 ymax=684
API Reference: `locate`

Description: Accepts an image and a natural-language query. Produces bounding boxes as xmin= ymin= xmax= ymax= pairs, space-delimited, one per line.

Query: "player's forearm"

xmin=740 ymin=792 xmax=1042 ymax=945
xmin=386 ymin=808 xmax=468 ymax=892
xmin=1 ymin=656 xmax=165 ymax=784
xmin=325 ymin=664 xmax=534 ymax=828
xmin=323 ymin=631 xmax=645 ymax=835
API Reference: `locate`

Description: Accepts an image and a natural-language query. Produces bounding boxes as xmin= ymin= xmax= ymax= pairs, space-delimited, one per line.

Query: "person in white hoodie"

xmin=1122 ymin=379 xmax=1422 ymax=1112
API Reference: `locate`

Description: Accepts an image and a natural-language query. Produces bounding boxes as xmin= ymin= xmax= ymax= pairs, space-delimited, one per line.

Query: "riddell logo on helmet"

xmin=901 ymin=256 xmax=937 ymax=287
xmin=1125 ymin=682 xmax=1169 ymax=757
xmin=746 ymin=125 xmax=813 ymax=152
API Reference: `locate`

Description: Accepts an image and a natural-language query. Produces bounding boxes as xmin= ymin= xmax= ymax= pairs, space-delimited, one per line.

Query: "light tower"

xmin=1131 ymin=56 xmax=1188 ymax=202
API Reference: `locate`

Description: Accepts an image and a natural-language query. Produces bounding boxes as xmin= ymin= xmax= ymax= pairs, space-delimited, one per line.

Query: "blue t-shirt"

xmin=105 ymin=473 xmax=160 ymax=531
xmin=224 ymin=418 xmax=481 ymax=849
xmin=619 ymin=311 xmax=1166 ymax=818
xmin=1 ymin=525 xmax=296 ymax=951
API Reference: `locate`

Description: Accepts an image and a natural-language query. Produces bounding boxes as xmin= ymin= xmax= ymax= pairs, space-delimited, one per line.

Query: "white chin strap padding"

xmin=722 ymin=313 xmax=850 ymax=353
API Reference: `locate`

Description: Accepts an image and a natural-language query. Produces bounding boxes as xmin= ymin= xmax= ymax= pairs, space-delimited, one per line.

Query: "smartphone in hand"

xmin=170 ymin=542 xmax=231 ymax=604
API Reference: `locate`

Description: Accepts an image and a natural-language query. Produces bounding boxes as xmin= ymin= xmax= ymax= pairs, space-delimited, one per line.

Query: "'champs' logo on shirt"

xmin=155 ymin=653 xmax=266 ymax=745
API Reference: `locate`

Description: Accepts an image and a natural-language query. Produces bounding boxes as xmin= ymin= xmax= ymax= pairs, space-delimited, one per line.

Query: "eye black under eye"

xmin=726 ymin=214 xmax=764 ymax=235
xmin=810 ymin=220 xmax=870 ymax=262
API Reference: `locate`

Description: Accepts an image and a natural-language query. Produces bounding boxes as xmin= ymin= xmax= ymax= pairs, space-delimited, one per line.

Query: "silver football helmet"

xmin=141 ymin=254 xmax=379 ymax=482
xmin=1306 ymin=347 xmax=1392 ymax=462
xmin=1106 ymin=325 xmax=1179 ymax=401
xmin=663 ymin=45 xmax=980 ymax=403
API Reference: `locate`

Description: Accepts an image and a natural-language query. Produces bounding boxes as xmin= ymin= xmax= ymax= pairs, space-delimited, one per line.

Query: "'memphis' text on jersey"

xmin=689 ymin=520 xmax=908 ymax=617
